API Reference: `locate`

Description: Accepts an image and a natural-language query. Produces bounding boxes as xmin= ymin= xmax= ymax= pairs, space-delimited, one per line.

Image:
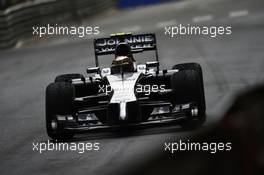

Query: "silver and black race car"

xmin=45 ymin=33 xmax=206 ymax=140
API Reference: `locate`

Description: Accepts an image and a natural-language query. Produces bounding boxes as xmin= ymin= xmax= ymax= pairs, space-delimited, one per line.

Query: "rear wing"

xmin=93 ymin=33 xmax=159 ymax=66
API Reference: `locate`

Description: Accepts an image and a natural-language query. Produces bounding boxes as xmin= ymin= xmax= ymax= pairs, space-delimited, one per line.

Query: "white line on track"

xmin=229 ymin=10 xmax=249 ymax=18
xmin=173 ymin=1 xmax=189 ymax=10
xmin=192 ymin=15 xmax=213 ymax=23
xmin=121 ymin=25 xmax=142 ymax=32
xmin=156 ymin=19 xmax=177 ymax=28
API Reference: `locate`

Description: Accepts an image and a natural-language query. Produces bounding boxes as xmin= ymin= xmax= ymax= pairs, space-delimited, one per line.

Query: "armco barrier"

xmin=0 ymin=0 xmax=115 ymax=49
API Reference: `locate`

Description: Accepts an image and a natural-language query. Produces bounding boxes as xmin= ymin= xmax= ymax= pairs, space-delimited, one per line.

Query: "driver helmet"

xmin=111 ymin=43 xmax=135 ymax=72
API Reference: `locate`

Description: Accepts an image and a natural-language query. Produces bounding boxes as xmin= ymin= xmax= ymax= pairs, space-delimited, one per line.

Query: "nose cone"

xmin=119 ymin=101 xmax=127 ymax=120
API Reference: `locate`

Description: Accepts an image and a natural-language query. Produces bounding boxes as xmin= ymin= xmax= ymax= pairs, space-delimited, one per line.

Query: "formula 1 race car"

xmin=45 ymin=33 xmax=206 ymax=140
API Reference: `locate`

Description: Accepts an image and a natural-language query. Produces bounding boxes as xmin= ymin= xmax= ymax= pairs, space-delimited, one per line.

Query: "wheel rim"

xmin=51 ymin=119 xmax=58 ymax=131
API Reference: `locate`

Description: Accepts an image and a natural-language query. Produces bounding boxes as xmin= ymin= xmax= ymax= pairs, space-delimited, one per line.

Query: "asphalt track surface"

xmin=0 ymin=0 xmax=264 ymax=174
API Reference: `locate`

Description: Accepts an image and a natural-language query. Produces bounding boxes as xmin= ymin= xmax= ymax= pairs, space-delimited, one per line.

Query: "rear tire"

xmin=171 ymin=68 xmax=206 ymax=129
xmin=46 ymin=82 xmax=75 ymax=140
xmin=55 ymin=74 xmax=84 ymax=82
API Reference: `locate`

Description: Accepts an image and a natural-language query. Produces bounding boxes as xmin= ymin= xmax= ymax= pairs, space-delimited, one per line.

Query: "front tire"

xmin=173 ymin=62 xmax=205 ymax=109
xmin=46 ymin=82 xmax=75 ymax=140
xmin=171 ymin=66 xmax=206 ymax=129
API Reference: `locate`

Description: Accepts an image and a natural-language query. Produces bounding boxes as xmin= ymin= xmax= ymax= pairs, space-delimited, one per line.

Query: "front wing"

xmin=55 ymin=101 xmax=199 ymax=133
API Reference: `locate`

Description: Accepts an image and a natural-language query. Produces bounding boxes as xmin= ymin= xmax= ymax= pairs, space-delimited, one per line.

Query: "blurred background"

xmin=0 ymin=0 xmax=264 ymax=174
xmin=0 ymin=0 xmax=178 ymax=49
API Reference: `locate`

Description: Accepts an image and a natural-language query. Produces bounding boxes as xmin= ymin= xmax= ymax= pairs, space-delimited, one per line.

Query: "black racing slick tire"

xmin=46 ymin=82 xmax=75 ymax=140
xmin=55 ymin=74 xmax=84 ymax=82
xmin=173 ymin=62 xmax=206 ymax=111
xmin=171 ymin=68 xmax=206 ymax=129
xmin=173 ymin=63 xmax=203 ymax=80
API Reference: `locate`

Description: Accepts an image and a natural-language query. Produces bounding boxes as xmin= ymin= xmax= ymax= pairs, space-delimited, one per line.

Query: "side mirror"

xmin=146 ymin=61 xmax=159 ymax=69
xmin=87 ymin=67 xmax=100 ymax=74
